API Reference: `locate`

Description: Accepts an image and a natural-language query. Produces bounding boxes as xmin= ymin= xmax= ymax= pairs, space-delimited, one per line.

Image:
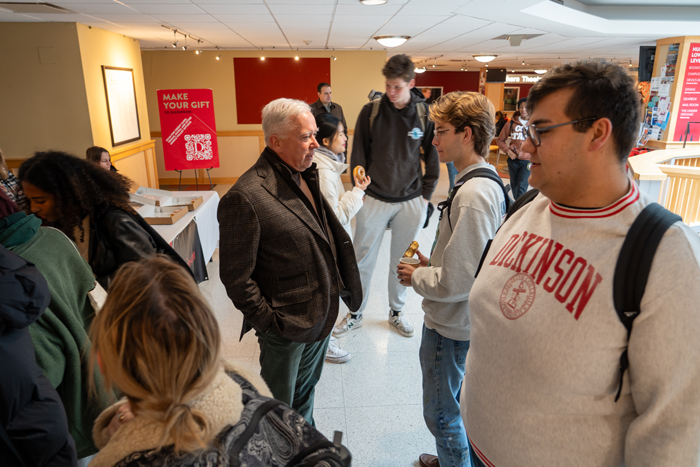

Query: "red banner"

xmin=157 ymin=89 xmax=220 ymax=170
xmin=673 ymin=43 xmax=700 ymax=142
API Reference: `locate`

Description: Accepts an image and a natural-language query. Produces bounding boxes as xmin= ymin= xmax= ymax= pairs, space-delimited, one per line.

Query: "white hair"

xmin=262 ymin=98 xmax=312 ymax=146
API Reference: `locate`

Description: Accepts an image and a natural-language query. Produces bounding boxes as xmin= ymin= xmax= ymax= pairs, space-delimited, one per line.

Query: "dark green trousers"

xmin=256 ymin=331 xmax=331 ymax=426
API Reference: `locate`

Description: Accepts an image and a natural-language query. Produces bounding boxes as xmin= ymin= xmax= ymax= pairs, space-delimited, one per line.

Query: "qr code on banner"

xmin=184 ymin=134 xmax=213 ymax=161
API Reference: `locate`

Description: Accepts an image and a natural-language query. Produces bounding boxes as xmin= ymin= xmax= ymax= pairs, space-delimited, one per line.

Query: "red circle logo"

xmin=499 ymin=273 xmax=536 ymax=320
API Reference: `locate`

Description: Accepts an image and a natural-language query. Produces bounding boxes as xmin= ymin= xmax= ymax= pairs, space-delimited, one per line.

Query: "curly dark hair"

xmin=18 ymin=151 xmax=133 ymax=242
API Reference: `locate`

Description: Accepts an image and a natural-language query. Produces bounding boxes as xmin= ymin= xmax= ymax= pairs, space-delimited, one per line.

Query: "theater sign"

xmin=505 ymin=75 xmax=542 ymax=84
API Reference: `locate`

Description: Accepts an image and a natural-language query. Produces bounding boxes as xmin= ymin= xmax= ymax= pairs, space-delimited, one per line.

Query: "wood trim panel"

xmin=111 ymin=140 xmax=157 ymax=162
xmin=150 ymin=129 xmax=355 ymax=138
xmin=159 ymin=176 xmax=239 ymax=185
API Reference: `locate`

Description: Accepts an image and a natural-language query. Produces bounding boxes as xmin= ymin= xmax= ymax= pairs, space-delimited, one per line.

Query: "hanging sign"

xmin=673 ymin=43 xmax=700 ymax=142
xmin=157 ymin=89 xmax=220 ymax=170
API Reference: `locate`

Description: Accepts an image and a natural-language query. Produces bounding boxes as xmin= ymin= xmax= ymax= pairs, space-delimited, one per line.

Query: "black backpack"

xmin=436 ymin=168 xmax=512 ymax=232
xmin=114 ymin=372 xmax=351 ymax=467
xmin=475 ymin=189 xmax=682 ymax=402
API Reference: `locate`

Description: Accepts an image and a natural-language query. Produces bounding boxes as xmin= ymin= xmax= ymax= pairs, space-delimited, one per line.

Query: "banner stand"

xmin=176 ymin=168 xmax=214 ymax=191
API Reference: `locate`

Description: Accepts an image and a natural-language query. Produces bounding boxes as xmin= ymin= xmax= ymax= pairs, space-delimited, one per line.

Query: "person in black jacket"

xmin=18 ymin=151 xmax=191 ymax=289
xmin=0 ymin=244 xmax=77 ymax=467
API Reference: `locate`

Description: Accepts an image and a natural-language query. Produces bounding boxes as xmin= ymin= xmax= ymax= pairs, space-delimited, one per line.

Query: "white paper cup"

xmin=400 ymin=257 xmax=420 ymax=266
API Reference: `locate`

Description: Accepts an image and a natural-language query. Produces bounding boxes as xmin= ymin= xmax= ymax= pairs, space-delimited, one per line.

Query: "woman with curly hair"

xmin=19 ymin=151 xmax=190 ymax=288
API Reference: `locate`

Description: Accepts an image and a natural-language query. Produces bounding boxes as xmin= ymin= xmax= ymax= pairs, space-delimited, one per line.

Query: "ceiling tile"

xmin=215 ymin=14 xmax=275 ymax=23
xmin=56 ymin=3 xmax=136 ymax=14
xmin=275 ymin=14 xmax=331 ymax=24
xmin=87 ymin=14 xmax=162 ymax=22
xmin=195 ymin=3 xmax=269 ymax=15
xmin=334 ymin=3 xmax=402 ymax=15
xmin=269 ymin=4 xmax=335 ymax=15
xmin=132 ymin=4 xmax=205 ymax=14
xmin=156 ymin=14 xmax=220 ymax=23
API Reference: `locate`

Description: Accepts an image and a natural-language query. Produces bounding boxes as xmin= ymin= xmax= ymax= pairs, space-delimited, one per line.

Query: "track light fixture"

xmin=196 ymin=50 xmax=200 ymax=55
xmin=295 ymin=56 xmax=299 ymax=60
xmin=332 ymin=55 xmax=336 ymax=60
xmin=172 ymin=30 xmax=178 ymax=48
xmin=261 ymin=56 xmax=265 ymax=60
xmin=216 ymin=55 xmax=220 ymax=60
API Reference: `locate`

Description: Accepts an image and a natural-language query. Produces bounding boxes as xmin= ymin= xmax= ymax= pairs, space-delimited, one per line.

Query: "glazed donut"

xmin=404 ymin=241 xmax=419 ymax=258
xmin=353 ymin=165 xmax=366 ymax=183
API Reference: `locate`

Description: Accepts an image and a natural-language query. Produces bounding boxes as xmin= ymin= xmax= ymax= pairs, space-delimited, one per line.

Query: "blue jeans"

xmin=507 ymin=158 xmax=530 ymax=199
xmin=447 ymin=162 xmax=459 ymax=193
xmin=469 ymin=440 xmax=487 ymax=467
xmin=420 ymin=325 xmax=471 ymax=467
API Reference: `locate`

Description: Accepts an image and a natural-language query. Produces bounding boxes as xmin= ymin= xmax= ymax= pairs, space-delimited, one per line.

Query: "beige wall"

xmin=76 ymin=23 xmax=151 ymax=152
xmin=0 ymin=23 xmax=92 ymax=158
xmin=141 ymin=49 xmax=387 ymax=182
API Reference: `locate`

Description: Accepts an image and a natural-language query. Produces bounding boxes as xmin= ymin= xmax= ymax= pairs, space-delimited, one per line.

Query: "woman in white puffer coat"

xmin=314 ymin=113 xmax=370 ymax=239
xmin=314 ymin=113 xmax=370 ymax=365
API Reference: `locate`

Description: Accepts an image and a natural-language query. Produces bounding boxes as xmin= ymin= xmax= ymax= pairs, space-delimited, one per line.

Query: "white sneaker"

xmin=325 ymin=338 xmax=351 ymax=364
xmin=333 ymin=313 xmax=363 ymax=337
xmin=389 ymin=310 xmax=414 ymax=337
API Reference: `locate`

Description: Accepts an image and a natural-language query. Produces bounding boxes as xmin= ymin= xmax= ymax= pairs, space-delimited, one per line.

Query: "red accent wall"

xmin=509 ymin=83 xmax=533 ymax=98
xmin=414 ymin=71 xmax=480 ymax=93
xmin=234 ymin=57 xmax=330 ymax=124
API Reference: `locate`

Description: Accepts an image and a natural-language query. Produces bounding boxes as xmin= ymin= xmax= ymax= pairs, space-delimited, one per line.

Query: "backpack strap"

xmin=505 ymin=189 xmax=540 ymax=222
xmin=416 ymin=101 xmax=427 ymax=133
xmin=437 ymin=168 xmax=510 ymax=232
xmin=474 ymin=188 xmax=539 ymax=278
xmin=612 ymin=202 xmax=681 ymax=401
xmin=368 ymin=97 xmax=382 ymax=131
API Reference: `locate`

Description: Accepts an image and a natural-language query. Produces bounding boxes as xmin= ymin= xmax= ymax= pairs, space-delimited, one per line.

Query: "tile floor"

xmin=201 ymin=162 xmax=510 ymax=467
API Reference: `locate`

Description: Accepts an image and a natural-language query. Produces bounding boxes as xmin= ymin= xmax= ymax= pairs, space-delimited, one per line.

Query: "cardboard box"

xmin=130 ymin=188 xmax=203 ymax=212
xmin=172 ymin=195 xmax=204 ymax=211
xmin=141 ymin=205 xmax=188 ymax=225
xmin=130 ymin=187 xmax=173 ymax=207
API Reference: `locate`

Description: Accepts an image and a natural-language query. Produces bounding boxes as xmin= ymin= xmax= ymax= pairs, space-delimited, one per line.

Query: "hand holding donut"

xmin=353 ymin=165 xmax=371 ymax=191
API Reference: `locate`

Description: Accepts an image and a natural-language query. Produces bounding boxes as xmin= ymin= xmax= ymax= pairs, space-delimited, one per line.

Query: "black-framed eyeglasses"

xmin=522 ymin=118 xmax=598 ymax=146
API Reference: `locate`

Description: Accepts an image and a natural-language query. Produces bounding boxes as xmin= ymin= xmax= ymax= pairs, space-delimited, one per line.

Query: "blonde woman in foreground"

xmin=87 ymin=256 xmax=274 ymax=467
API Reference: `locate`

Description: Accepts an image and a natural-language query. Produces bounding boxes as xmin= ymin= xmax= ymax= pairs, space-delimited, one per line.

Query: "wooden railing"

xmin=628 ymin=148 xmax=700 ymax=231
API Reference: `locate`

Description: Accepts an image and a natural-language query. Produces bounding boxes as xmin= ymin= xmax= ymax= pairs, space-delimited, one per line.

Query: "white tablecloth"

xmin=150 ymin=190 xmax=220 ymax=263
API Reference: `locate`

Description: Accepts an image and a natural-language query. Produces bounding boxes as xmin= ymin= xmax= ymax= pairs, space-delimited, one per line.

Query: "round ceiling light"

xmin=534 ymin=69 xmax=547 ymax=74
xmin=414 ymin=66 xmax=426 ymax=73
xmin=373 ymin=35 xmax=410 ymax=48
xmin=473 ymin=55 xmax=497 ymax=63
xmin=359 ymin=0 xmax=387 ymax=4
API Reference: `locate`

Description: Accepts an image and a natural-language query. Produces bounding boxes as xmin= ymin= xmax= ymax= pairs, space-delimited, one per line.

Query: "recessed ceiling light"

xmin=359 ymin=0 xmax=387 ymax=4
xmin=473 ymin=55 xmax=496 ymax=63
xmin=373 ymin=35 xmax=410 ymax=48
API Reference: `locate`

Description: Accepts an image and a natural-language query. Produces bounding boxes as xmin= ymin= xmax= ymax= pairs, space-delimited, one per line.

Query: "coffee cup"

xmin=400 ymin=257 xmax=420 ymax=267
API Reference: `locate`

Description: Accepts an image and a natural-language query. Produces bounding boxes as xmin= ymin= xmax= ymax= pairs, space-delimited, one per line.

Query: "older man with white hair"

xmin=218 ymin=98 xmax=362 ymax=425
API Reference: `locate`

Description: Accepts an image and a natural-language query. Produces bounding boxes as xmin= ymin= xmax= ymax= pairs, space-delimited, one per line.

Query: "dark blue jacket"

xmin=0 ymin=245 xmax=77 ymax=466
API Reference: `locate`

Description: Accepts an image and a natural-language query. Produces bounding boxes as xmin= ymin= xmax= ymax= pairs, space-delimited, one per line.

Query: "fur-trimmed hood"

xmin=89 ymin=359 xmax=271 ymax=467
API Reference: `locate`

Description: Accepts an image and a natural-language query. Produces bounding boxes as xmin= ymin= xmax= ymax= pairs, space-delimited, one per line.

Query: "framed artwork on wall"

xmin=503 ymin=87 xmax=520 ymax=112
xmin=102 ymin=66 xmax=141 ymax=146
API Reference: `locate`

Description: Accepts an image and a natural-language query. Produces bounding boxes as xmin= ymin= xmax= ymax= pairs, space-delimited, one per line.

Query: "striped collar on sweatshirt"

xmin=549 ymin=180 xmax=639 ymax=219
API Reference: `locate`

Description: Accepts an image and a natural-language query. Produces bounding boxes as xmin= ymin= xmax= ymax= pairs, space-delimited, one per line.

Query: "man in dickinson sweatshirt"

xmin=397 ymin=91 xmax=507 ymax=467
xmin=335 ymin=54 xmax=439 ymax=338
xmin=464 ymin=60 xmax=700 ymax=466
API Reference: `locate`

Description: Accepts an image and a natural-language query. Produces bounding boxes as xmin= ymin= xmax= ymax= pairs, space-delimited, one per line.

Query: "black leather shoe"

xmin=419 ymin=453 xmax=440 ymax=467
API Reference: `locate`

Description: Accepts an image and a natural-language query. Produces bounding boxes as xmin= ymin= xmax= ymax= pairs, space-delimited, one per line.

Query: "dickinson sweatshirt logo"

xmin=489 ymin=231 xmax=603 ymax=321
xmin=408 ymin=127 xmax=423 ymax=140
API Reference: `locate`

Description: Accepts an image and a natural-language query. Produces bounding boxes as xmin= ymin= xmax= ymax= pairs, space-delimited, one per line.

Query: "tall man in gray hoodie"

xmin=334 ymin=54 xmax=440 ymax=338
xmin=397 ymin=92 xmax=507 ymax=467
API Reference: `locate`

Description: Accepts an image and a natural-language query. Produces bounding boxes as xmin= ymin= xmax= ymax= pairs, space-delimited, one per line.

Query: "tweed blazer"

xmin=218 ymin=151 xmax=362 ymax=343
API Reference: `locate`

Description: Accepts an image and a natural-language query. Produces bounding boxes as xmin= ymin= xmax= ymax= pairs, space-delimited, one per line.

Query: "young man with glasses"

xmin=336 ymin=54 xmax=440 ymax=338
xmin=496 ymin=97 xmax=530 ymax=199
xmin=396 ymin=91 xmax=507 ymax=467
xmin=463 ymin=60 xmax=700 ymax=466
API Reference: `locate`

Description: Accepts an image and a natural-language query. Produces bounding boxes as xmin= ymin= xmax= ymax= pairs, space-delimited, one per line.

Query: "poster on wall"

xmin=503 ymin=87 xmax=520 ymax=111
xmin=157 ymin=89 xmax=220 ymax=171
xmin=102 ymin=66 xmax=141 ymax=146
xmin=673 ymin=42 xmax=700 ymax=143
xmin=418 ymin=86 xmax=442 ymax=105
